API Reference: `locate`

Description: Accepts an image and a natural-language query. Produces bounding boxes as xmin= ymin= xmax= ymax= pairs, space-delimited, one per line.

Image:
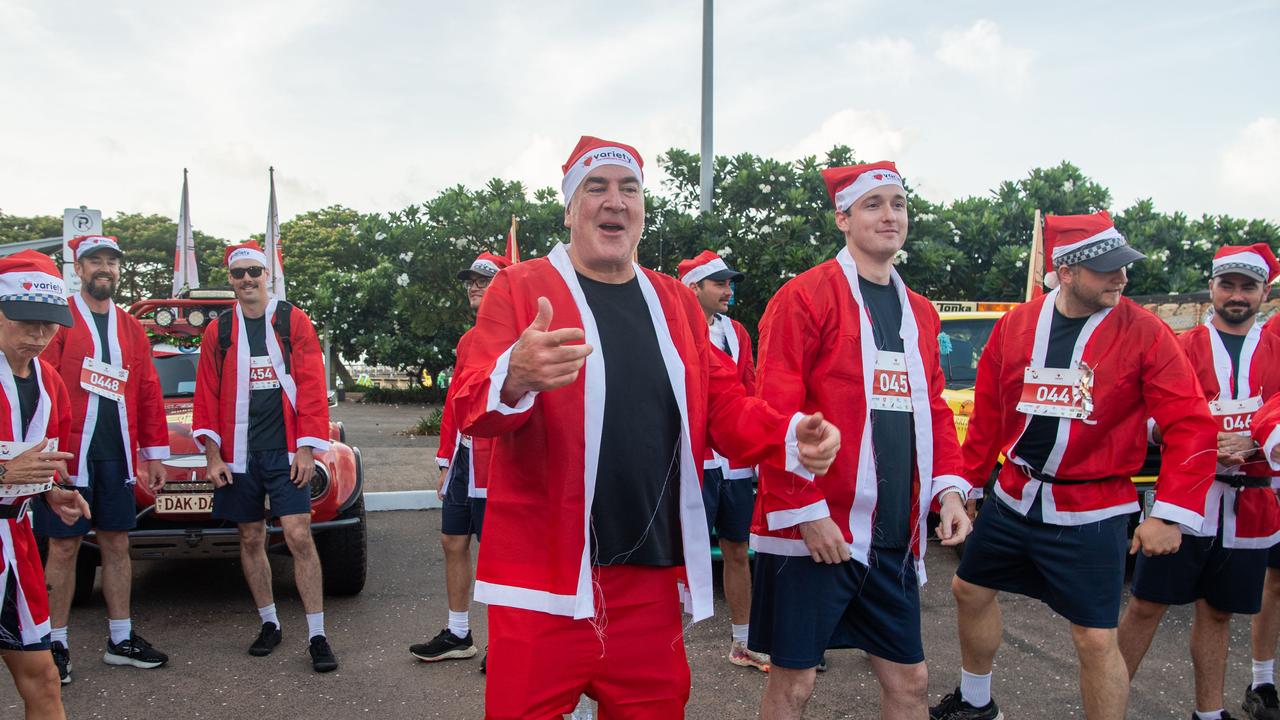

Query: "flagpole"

xmin=1025 ymin=208 xmax=1044 ymax=302
xmin=699 ymin=0 xmax=714 ymax=214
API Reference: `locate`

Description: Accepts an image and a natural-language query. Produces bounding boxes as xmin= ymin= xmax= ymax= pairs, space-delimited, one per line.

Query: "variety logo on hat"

xmin=821 ymin=162 xmax=905 ymax=212
xmin=224 ymin=241 xmax=269 ymax=268
xmin=560 ymin=135 xmax=645 ymax=204
xmin=0 ymin=250 xmax=73 ymax=327
xmin=68 ymin=234 xmax=122 ymax=261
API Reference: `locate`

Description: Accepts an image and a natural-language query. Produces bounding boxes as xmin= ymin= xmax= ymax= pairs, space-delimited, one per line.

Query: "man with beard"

xmin=410 ymin=251 xmax=509 ymax=667
xmin=37 ymin=235 xmax=171 ymax=683
xmin=930 ymin=212 xmax=1217 ymax=720
xmin=1117 ymin=243 xmax=1280 ymax=720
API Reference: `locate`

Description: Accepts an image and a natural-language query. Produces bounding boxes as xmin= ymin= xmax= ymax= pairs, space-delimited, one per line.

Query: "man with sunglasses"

xmin=192 ymin=241 xmax=337 ymax=672
xmin=411 ymin=251 xmax=509 ymax=667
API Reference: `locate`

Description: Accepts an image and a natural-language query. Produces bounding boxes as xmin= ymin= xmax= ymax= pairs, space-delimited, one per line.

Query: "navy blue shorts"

xmin=701 ymin=466 xmax=753 ymax=543
xmin=212 ymin=450 xmax=310 ymax=524
xmin=1132 ymin=532 xmax=1269 ymax=614
xmin=1269 ymin=544 xmax=1280 ymax=570
xmin=956 ymin=496 xmax=1129 ymax=629
xmin=440 ymin=449 xmax=484 ymax=539
xmin=0 ymin=566 xmax=50 ymax=652
xmin=33 ymin=459 xmax=136 ymax=537
xmin=749 ymin=547 xmax=923 ymax=668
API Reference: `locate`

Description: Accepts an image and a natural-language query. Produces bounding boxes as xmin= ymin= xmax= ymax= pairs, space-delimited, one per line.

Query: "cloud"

xmin=774 ymin=109 xmax=910 ymax=164
xmin=935 ymin=19 xmax=1033 ymax=90
xmin=842 ymin=36 xmax=917 ymax=82
xmin=1219 ymin=117 xmax=1280 ymax=220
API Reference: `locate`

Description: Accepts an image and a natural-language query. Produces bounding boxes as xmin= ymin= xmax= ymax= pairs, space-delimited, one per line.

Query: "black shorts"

xmin=212 ymin=450 xmax=310 ymax=523
xmin=956 ymin=496 xmax=1129 ymax=629
xmin=1269 ymin=544 xmax=1280 ymax=570
xmin=701 ymin=466 xmax=753 ymax=543
xmin=440 ymin=450 xmax=484 ymax=539
xmin=1131 ymin=532 xmax=1269 ymax=614
xmin=749 ymin=547 xmax=923 ymax=668
xmin=33 ymin=458 xmax=136 ymax=537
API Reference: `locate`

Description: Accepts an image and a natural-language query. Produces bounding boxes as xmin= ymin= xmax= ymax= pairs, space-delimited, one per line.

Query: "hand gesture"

xmin=935 ymin=491 xmax=973 ymax=546
xmin=798 ymin=517 xmax=850 ymax=564
xmin=501 ymin=297 xmax=593 ymax=404
xmin=45 ymin=486 xmax=91 ymax=526
xmin=795 ymin=413 xmax=840 ymax=476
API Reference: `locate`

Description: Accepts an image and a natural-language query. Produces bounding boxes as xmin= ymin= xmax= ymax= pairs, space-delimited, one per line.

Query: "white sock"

xmin=731 ymin=623 xmax=749 ymax=644
xmin=960 ymin=668 xmax=992 ymax=708
xmin=306 ymin=612 xmax=325 ymax=639
xmin=108 ymin=618 xmax=131 ymax=645
xmin=50 ymin=626 xmax=68 ymax=645
xmin=1254 ymin=658 xmax=1276 ymax=688
xmin=448 ymin=610 xmax=470 ymax=639
xmin=258 ymin=603 xmax=279 ymax=628
xmin=1195 ymin=710 xmax=1224 ymax=720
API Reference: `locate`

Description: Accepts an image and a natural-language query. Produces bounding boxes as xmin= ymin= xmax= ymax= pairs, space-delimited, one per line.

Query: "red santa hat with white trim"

xmin=560 ymin=135 xmax=644 ymax=205
xmin=457 ymin=251 xmax=512 ymax=280
xmin=0 ymin=249 xmax=73 ymax=327
xmin=677 ymin=250 xmax=744 ymax=285
xmin=224 ymin=241 xmax=269 ymax=268
xmin=1042 ymin=210 xmax=1145 ymax=289
xmin=68 ymin=234 xmax=123 ymax=260
xmin=1211 ymin=243 xmax=1280 ymax=284
xmin=821 ymin=161 xmax=905 ymax=211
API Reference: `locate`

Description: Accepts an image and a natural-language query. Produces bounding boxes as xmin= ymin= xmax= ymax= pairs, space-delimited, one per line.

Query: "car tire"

xmin=317 ymin=496 xmax=367 ymax=596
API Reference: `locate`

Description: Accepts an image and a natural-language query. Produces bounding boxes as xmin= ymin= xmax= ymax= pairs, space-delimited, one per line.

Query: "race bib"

xmin=1210 ymin=396 xmax=1263 ymax=435
xmin=0 ymin=438 xmax=57 ymax=497
xmin=1017 ymin=365 xmax=1095 ymax=420
xmin=249 ymin=356 xmax=280 ymax=390
xmin=80 ymin=357 xmax=129 ymax=403
xmin=870 ymin=351 xmax=911 ymax=412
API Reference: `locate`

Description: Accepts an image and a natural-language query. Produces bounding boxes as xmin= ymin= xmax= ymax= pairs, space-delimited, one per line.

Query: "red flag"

xmin=504 ymin=215 xmax=520 ymax=263
xmin=1025 ymin=209 xmax=1045 ymax=301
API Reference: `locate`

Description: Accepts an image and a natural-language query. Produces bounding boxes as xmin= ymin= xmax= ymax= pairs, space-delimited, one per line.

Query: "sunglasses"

xmin=463 ymin=276 xmax=492 ymax=289
xmin=230 ymin=266 xmax=265 ymax=279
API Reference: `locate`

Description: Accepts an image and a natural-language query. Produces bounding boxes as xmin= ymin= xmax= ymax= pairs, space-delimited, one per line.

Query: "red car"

xmin=65 ymin=293 xmax=367 ymax=604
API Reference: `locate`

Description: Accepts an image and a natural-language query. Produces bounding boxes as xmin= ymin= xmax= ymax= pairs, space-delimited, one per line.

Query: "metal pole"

xmin=699 ymin=0 xmax=714 ymax=214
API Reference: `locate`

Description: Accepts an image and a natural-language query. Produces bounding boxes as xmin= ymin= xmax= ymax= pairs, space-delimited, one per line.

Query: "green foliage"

xmin=357 ymin=385 xmax=445 ymax=406
xmin=406 ymin=408 xmax=444 ymax=437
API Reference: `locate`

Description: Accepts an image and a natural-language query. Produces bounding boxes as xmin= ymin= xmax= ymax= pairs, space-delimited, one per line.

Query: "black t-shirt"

xmin=88 ymin=310 xmax=127 ymax=461
xmin=860 ymin=276 xmax=915 ymax=550
xmin=578 ymin=273 xmax=684 ymax=567
xmin=244 ymin=315 xmax=288 ymax=452
xmin=15 ymin=367 xmax=38 ymax=438
xmin=1014 ymin=308 xmax=1091 ymax=472
xmin=1217 ymin=330 xmax=1247 ymax=397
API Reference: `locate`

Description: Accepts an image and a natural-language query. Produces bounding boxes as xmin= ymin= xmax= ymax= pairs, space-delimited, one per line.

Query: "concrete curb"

xmin=364 ymin=490 xmax=441 ymax=511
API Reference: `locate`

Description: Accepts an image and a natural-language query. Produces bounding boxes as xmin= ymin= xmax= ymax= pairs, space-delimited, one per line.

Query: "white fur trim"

xmin=1213 ymin=251 xmax=1271 ymax=282
xmin=680 ymin=257 xmax=729 ymax=285
xmin=833 ymin=168 xmax=904 ymax=211
xmin=473 ymin=580 xmax=579 ymax=617
xmin=766 ymin=499 xmax=831 ymax=531
xmin=1148 ymin=500 xmax=1205 ymax=532
xmin=296 ymin=436 xmax=329 ymax=451
xmin=226 ymin=247 xmax=268 ymax=267
xmin=784 ymin=412 xmax=816 ymax=481
xmin=139 ymin=445 xmax=170 ymax=460
xmin=749 ymin=534 xmax=814 ymax=557
xmin=484 ymin=343 xmax=539 ymax=415
xmin=1050 ymin=226 xmax=1124 ymax=262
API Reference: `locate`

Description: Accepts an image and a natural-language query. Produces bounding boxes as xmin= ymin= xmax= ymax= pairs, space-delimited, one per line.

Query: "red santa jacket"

xmin=450 ymin=243 xmax=804 ymax=622
xmin=0 ymin=353 xmax=72 ymax=646
xmin=436 ymin=328 xmax=492 ymax=498
xmin=707 ymin=314 xmax=756 ymax=479
xmin=43 ymin=294 xmax=170 ymax=487
xmin=1257 ymin=393 xmax=1280 ymax=474
xmin=1265 ymin=313 xmax=1280 ymax=341
xmin=1175 ymin=321 xmax=1280 ymax=547
xmin=963 ymin=290 xmax=1216 ymax=527
xmin=749 ymin=248 xmax=967 ymax=581
xmin=192 ymin=299 xmax=330 ymax=473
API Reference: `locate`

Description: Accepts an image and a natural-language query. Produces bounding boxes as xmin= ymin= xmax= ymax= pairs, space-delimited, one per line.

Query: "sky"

xmin=1 ymin=0 xmax=1277 ymax=241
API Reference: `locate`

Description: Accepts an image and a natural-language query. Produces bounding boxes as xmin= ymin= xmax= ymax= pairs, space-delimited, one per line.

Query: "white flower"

xmin=893 ymin=249 xmax=909 ymax=265
xmin=375 ymin=232 xmax=387 ymax=241
xmin=399 ymin=251 xmax=414 ymax=262
xmin=759 ymin=184 xmax=772 ymax=193
xmin=396 ymin=273 xmax=410 ymax=287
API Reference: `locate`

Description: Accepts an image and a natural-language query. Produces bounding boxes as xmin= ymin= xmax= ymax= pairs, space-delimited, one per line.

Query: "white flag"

xmin=172 ymin=169 xmax=199 ymax=296
xmin=265 ymin=166 xmax=286 ymax=300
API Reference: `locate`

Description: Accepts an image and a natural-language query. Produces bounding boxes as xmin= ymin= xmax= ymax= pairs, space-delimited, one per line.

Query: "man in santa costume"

xmin=447 ymin=135 xmax=840 ymax=720
xmin=410 ymin=251 xmax=509 ymax=667
xmin=677 ymin=249 xmax=770 ymax=672
xmin=930 ymin=211 xmax=1217 ymax=720
xmin=0 ymin=250 xmax=92 ymax=719
xmin=1115 ymin=242 xmax=1280 ymax=720
xmin=35 ymin=235 xmax=171 ymax=683
xmin=192 ymin=241 xmax=337 ymax=673
xmin=748 ymin=162 xmax=972 ymax=719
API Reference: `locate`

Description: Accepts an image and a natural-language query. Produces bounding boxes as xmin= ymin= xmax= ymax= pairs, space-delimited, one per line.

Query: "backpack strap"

xmin=215 ymin=309 xmax=234 ymax=378
xmin=273 ymin=301 xmax=293 ymax=374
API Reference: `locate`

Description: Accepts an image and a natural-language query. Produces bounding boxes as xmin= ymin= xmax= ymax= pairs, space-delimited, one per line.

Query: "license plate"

xmin=156 ymin=493 xmax=213 ymax=514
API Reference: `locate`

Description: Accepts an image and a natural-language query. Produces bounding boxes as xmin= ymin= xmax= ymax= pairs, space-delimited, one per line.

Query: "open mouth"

xmin=598 ymin=223 xmax=625 ymax=234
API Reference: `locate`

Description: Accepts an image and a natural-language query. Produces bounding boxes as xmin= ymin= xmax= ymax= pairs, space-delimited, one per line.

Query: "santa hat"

xmin=69 ymin=235 xmax=122 ymax=261
xmin=678 ymin=250 xmax=744 ymax=285
xmin=561 ymin=135 xmax=644 ymax=204
xmin=457 ymin=252 xmax=512 ymax=281
xmin=224 ymin=241 xmax=268 ymax=268
xmin=0 ymin=249 xmax=73 ymax=327
xmin=821 ymin=161 xmax=905 ymax=211
xmin=1212 ymin=243 xmax=1280 ymax=284
xmin=1043 ymin=211 xmax=1145 ymax=289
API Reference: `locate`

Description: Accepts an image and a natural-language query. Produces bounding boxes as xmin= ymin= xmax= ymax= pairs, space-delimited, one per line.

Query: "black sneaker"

xmin=480 ymin=649 xmax=487 ymax=674
xmin=1205 ymin=712 xmax=1239 ymax=720
xmin=1245 ymin=683 xmax=1280 ymax=720
xmin=52 ymin=641 xmax=72 ymax=685
xmin=930 ymin=687 xmax=1003 ymax=720
xmin=249 ymin=622 xmax=282 ymax=657
xmin=410 ymin=628 xmax=478 ymax=662
xmin=103 ymin=633 xmax=168 ymax=669
xmin=309 ymin=635 xmax=338 ymax=673
xmin=816 ymin=653 xmax=828 ymax=673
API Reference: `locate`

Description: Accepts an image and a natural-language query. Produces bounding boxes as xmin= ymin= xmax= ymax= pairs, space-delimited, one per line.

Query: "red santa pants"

xmin=484 ymin=565 xmax=690 ymax=720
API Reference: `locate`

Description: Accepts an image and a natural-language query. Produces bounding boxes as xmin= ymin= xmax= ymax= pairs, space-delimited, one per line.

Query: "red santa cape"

xmin=962 ymin=289 xmax=1216 ymax=527
xmin=191 ymin=299 xmax=329 ymax=472
xmin=0 ymin=353 xmax=71 ymax=646
xmin=436 ymin=328 xmax=491 ymax=498
xmin=44 ymin=294 xmax=170 ymax=486
xmin=449 ymin=243 xmax=804 ymax=622
xmin=750 ymin=247 xmax=967 ymax=581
